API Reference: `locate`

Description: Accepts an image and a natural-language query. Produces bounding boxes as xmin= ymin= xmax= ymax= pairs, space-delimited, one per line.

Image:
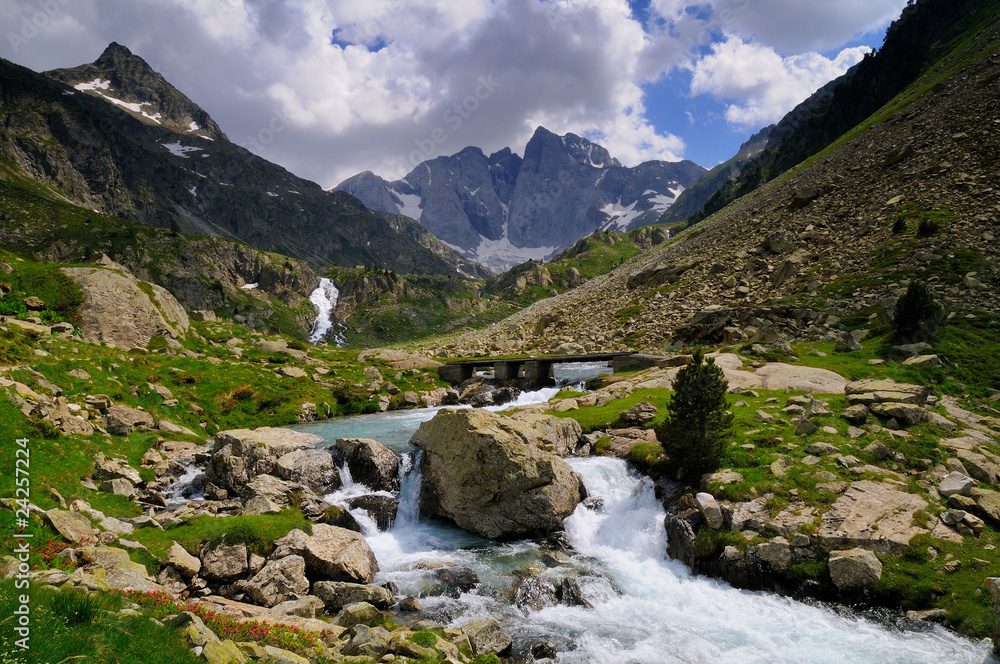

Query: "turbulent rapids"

xmin=291 ymin=386 xmax=994 ymax=664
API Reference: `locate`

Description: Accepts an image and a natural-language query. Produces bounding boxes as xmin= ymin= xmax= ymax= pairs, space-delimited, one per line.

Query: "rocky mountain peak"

xmin=95 ymin=41 xmax=142 ymax=69
xmin=335 ymin=126 xmax=704 ymax=272
xmin=45 ymin=42 xmax=226 ymax=141
xmin=524 ymin=127 xmax=620 ymax=169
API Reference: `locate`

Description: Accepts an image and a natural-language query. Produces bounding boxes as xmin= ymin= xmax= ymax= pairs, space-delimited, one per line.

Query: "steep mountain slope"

xmin=336 ymin=127 xmax=705 ymax=272
xmin=434 ymin=4 xmax=1000 ymax=357
xmin=691 ymin=0 xmax=983 ymax=225
xmin=657 ymin=126 xmax=772 ymax=225
xmin=45 ymin=42 xmax=226 ymax=142
xmin=0 ymin=44 xmax=488 ymax=279
xmin=0 ymin=159 xmax=323 ymax=336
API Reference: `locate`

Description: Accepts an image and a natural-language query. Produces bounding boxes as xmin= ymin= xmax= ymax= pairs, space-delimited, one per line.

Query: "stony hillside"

xmin=691 ymin=0 xmax=986 ymax=225
xmin=0 ymin=44 xmax=488 ymax=280
xmin=434 ymin=8 xmax=1000 ymax=359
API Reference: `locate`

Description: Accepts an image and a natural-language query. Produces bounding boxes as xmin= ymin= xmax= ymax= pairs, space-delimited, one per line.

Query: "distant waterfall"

xmin=308 ymin=278 xmax=342 ymax=344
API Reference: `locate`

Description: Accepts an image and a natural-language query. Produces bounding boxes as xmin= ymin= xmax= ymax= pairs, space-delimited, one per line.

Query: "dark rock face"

xmin=336 ymin=127 xmax=705 ymax=272
xmin=346 ymin=495 xmax=400 ymax=531
xmin=430 ymin=566 xmax=481 ymax=598
xmin=46 ymin=42 xmax=227 ymax=141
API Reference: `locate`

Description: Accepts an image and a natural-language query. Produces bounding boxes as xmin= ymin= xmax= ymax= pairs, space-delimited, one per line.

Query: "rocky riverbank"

xmin=518 ymin=351 xmax=1000 ymax=644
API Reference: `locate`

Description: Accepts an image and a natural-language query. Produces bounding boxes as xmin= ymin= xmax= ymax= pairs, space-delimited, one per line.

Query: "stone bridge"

xmin=437 ymin=352 xmax=663 ymax=389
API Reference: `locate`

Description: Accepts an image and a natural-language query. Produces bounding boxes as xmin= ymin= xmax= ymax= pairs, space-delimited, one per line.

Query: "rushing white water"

xmin=549 ymin=458 xmax=994 ymax=663
xmin=355 ymin=455 xmax=995 ymax=663
xmin=295 ymin=387 xmax=995 ymax=664
xmin=161 ymin=464 xmax=205 ymax=506
xmin=308 ymin=278 xmax=344 ymax=345
xmin=323 ymin=458 xmax=405 ymax=537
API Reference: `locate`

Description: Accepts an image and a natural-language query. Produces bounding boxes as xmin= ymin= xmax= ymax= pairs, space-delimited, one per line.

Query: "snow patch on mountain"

xmin=471 ymin=223 xmax=557 ymax=274
xmin=162 ymin=142 xmax=203 ymax=158
xmin=74 ymin=78 xmax=111 ymax=91
xmin=74 ymin=78 xmax=163 ymax=124
xmin=648 ymin=186 xmax=686 ymax=209
xmin=600 ymin=200 xmax=643 ymax=231
xmin=394 ymin=190 xmax=423 ymax=220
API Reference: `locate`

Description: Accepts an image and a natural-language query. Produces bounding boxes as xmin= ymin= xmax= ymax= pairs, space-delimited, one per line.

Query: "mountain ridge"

xmin=0 ymin=44 xmax=489 ymax=280
xmin=688 ymin=0 xmax=983 ymax=225
xmin=432 ymin=0 xmax=1000 ymax=357
xmin=335 ymin=126 xmax=705 ymax=272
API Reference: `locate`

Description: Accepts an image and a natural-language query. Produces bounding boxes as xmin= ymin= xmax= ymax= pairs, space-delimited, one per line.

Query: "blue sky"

xmin=0 ymin=0 xmax=910 ymax=184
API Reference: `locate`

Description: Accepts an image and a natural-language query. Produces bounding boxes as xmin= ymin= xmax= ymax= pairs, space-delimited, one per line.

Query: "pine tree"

xmin=894 ymin=281 xmax=941 ymax=340
xmin=655 ymin=349 xmax=733 ymax=481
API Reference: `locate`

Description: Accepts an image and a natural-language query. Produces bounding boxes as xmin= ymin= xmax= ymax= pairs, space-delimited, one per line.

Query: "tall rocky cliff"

xmin=336 ymin=127 xmax=705 ymax=272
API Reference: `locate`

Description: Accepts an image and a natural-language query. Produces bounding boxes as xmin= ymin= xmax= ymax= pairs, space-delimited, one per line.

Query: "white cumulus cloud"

xmin=690 ymin=37 xmax=869 ymax=129
xmin=0 ymin=0 xmax=908 ymax=185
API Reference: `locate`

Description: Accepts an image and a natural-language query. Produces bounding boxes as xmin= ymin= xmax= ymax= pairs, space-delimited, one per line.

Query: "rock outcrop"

xmin=828 ymin=548 xmax=883 ymax=591
xmin=412 ymin=408 xmax=583 ymax=540
xmin=271 ymin=525 xmax=378 ymax=584
xmin=206 ymin=427 xmax=325 ymax=497
xmin=816 ymin=481 xmax=928 ymax=554
xmin=61 ymin=266 xmax=188 ymax=348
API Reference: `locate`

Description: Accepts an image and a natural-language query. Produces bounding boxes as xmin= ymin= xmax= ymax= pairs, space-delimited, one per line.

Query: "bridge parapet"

xmin=436 ymin=352 xmax=641 ymax=390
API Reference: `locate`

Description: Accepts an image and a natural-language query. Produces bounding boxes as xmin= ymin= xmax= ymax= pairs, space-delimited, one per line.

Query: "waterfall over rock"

xmin=308 ymin=278 xmax=342 ymax=344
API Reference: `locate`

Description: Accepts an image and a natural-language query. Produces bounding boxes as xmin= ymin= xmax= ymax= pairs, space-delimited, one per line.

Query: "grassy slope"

xmin=687 ymin=0 xmax=999 ymax=228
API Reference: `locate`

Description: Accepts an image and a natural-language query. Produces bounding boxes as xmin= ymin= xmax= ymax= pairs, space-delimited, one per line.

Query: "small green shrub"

xmin=892 ymin=216 xmax=907 ymax=234
xmin=0 ymin=299 xmax=26 ymax=317
xmin=654 ymin=349 xmax=733 ymax=481
xmin=471 ymin=655 xmax=501 ymax=664
xmin=29 ymin=417 xmax=62 ymax=439
xmin=616 ymin=305 xmax=642 ymax=323
xmin=411 ymin=630 xmax=438 ymax=648
xmin=626 ymin=442 xmax=667 ymax=476
xmin=231 ymin=385 xmax=256 ymax=401
xmin=916 ymin=219 xmax=940 ymax=237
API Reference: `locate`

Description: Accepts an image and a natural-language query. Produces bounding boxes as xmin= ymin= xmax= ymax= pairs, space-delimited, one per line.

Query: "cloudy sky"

xmin=1 ymin=0 xmax=910 ymax=187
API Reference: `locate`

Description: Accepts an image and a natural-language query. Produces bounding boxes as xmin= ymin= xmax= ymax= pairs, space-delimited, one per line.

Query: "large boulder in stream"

xmin=411 ymin=408 xmax=584 ymax=540
xmin=334 ymin=438 xmax=399 ymax=492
